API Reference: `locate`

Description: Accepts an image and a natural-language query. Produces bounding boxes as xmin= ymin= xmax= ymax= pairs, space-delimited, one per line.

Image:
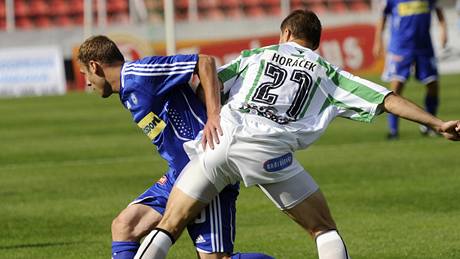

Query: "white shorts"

xmin=184 ymin=106 xmax=306 ymax=190
xmin=177 ymin=148 xmax=319 ymax=210
xmin=258 ymin=171 xmax=318 ymax=210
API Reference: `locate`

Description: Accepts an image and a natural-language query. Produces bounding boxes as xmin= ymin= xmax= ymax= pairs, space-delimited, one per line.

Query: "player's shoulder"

xmin=131 ymin=54 xmax=198 ymax=65
xmin=240 ymin=44 xmax=280 ymax=58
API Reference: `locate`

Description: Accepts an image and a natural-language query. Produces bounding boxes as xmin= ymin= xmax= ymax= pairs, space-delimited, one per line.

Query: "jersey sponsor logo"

xmin=263 ymin=153 xmax=293 ymax=172
xmin=137 ymin=112 xmax=166 ymax=140
xmin=397 ymin=1 xmax=429 ymax=16
xmin=271 ymin=53 xmax=317 ymax=72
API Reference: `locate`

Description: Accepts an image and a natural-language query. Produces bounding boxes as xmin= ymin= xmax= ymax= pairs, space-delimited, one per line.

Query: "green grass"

xmin=1 ymin=74 xmax=459 ymax=258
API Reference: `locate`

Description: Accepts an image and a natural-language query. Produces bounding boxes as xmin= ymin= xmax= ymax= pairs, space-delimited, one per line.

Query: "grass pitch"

xmin=0 ymin=74 xmax=459 ymax=258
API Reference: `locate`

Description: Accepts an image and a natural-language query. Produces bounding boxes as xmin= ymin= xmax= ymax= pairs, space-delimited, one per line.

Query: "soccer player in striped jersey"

xmin=137 ymin=10 xmax=460 ymax=259
xmin=77 ymin=35 xmax=273 ymax=259
xmin=373 ymin=0 xmax=447 ymax=139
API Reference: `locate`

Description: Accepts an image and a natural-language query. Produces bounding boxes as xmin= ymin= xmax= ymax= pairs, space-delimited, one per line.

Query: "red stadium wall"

xmin=72 ymin=23 xmax=383 ymax=91
xmin=157 ymin=24 xmax=382 ymax=74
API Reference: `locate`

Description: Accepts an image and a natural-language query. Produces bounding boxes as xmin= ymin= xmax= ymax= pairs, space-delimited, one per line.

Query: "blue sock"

xmin=387 ymin=113 xmax=399 ymax=135
xmin=112 ymin=241 xmax=140 ymax=259
xmin=425 ymin=95 xmax=439 ymax=115
xmin=231 ymin=252 xmax=275 ymax=259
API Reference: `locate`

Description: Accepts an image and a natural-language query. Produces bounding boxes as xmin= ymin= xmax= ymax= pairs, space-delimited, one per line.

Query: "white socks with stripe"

xmin=134 ymin=228 xmax=174 ymax=259
xmin=316 ymin=230 xmax=350 ymax=259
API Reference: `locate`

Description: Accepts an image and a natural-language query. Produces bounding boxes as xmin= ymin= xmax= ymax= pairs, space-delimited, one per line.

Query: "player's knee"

xmin=112 ymin=213 xmax=136 ymax=239
xmin=112 ymin=207 xmax=161 ymax=241
xmin=426 ymin=81 xmax=439 ymax=95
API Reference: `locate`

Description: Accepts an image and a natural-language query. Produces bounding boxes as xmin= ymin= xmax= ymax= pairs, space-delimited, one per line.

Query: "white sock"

xmin=316 ymin=230 xmax=350 ymax=259
xmin=134 ymin=229 xmax=173 ymax=259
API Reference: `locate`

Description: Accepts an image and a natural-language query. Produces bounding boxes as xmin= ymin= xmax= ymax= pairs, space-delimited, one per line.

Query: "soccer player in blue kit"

xmin=77 ymin=35 xmax=273 ymax=259
xmin=373 ymin=0 xmax=448 ymax=139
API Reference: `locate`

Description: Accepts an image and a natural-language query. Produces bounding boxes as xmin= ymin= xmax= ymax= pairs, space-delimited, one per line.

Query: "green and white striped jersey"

xmin=218 ymin=42 xmax=391 ymax=149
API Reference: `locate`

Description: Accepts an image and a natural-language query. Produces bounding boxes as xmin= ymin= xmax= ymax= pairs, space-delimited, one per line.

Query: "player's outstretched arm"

xmin=383 ymin=93 xmax=460 ymax=141
xmin=196 ymin=54 xmax=223 ymax=150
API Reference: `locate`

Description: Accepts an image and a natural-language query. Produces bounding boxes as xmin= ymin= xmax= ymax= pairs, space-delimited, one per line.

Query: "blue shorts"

xmin=130 ymin=168 xmax=239 ymax=254
xmin=382 ymin=51 xmax=438 ymax=84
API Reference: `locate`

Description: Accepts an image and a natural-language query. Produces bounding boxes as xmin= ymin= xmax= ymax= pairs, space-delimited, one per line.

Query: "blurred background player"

xmin=373 ymin=0 xmax=448 ymax=139
xmin=457 ymin=0 xmax=460 ymax=31
xmin=78 ymin=35 xmax=273 ymax=259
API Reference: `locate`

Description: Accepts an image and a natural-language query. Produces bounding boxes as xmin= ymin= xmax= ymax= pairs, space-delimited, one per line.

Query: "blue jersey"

xmin=383 ymin=0 xmax=437 ymax=55
xmin=118 ymin=55 xmax=240 ymax=254
xmin=119 ymin=54 xmax=207 ymax=175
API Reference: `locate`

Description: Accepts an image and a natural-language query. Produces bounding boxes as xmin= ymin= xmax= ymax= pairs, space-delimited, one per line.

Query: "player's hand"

xmin=201 ymin=113 xmax=223 ymax=150
xmin=438 ymin=120 xmax=460 ymax=141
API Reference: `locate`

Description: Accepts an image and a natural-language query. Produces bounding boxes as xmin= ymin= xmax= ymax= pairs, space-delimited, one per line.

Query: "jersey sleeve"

xmin=218 ymin=55 xmax=244 ymax=94
xmin=123 ymin=54 xmax=198 ymax=96
xmin=318 ymin=58 xmax=391 ymax=123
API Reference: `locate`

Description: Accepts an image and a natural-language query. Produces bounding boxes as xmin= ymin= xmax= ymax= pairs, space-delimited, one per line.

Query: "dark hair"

xmin=77 ymin=35 xmax=125 ymax=67
xmin=280 ymin=9 xmax=322 ymax=50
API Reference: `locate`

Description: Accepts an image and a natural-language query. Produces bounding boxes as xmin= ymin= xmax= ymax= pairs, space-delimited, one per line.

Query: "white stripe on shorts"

xmin=210 ymin=196 xmax=224 ymax=252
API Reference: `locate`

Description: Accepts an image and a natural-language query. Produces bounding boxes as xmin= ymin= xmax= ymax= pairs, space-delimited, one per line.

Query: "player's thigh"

xmin=112 ymin=204 xmax=163 ymax=239
xmin=383 ymin=52 xmax=412 ymax=84
xmin=284 ymin=189 xmax=337 ymax=237
xmin=258 ymin=170 xmax=336 ymax=237
xmin=415 ymin=53 xmax=438 ymax=84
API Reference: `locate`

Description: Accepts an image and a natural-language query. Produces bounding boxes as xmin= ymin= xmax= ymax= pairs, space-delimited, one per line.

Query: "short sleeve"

xmin=218 ymin=55 xmax=243 ymax=94
xmin=123 ymin=54 xmax=198 ymax=96
xmin=318 ymin=58 xmax=391 ymax=123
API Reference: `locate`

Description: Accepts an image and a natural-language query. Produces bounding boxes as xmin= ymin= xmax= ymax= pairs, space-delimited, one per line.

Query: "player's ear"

xmin=280 ymin=28 xmax=292 ymax=43
xmin=88 ymin=60 xmax=98 ymax=73
xmin=285 ymin=29 xmax=293 ymax=40
xmin=89 ymin=60 xmax=105 ymax=76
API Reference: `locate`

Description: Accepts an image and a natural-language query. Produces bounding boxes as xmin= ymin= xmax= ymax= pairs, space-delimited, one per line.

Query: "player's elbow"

xmin=198 ymin=54 xmax=216 ymax=71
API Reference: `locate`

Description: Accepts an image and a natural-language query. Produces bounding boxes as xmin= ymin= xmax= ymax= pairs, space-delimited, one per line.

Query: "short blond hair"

xmin=78 ymin=35 xmax=124 ymax=67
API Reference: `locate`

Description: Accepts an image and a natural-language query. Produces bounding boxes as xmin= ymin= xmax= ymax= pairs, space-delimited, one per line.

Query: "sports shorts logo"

xmin=263 ymin=153 xmax=293 ymax=172
xmin=195 ymin=234 xmax=206 ymax=244
xmin=137 ymin=112 xmax=166 ymax=140
xmin=157 ymin=175 xmax=167 ymax=185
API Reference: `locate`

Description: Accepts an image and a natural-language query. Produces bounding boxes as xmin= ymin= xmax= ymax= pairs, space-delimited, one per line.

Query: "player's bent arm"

xmin=435 ymin=7 xmax=448 ymax=48
xmin=383 ymin=93 xmax=460 ymax=141
xmin=196 ymin=54 xmax=223 ymax=149
xmin=196 ymin=55 xmax=221 ymax=117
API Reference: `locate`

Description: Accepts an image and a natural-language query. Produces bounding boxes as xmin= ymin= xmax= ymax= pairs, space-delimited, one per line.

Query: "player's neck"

xmin=105 ymin=65 xmax=122 ymax=93
xmin=289 ymin=39 xmax=311 ymax=49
